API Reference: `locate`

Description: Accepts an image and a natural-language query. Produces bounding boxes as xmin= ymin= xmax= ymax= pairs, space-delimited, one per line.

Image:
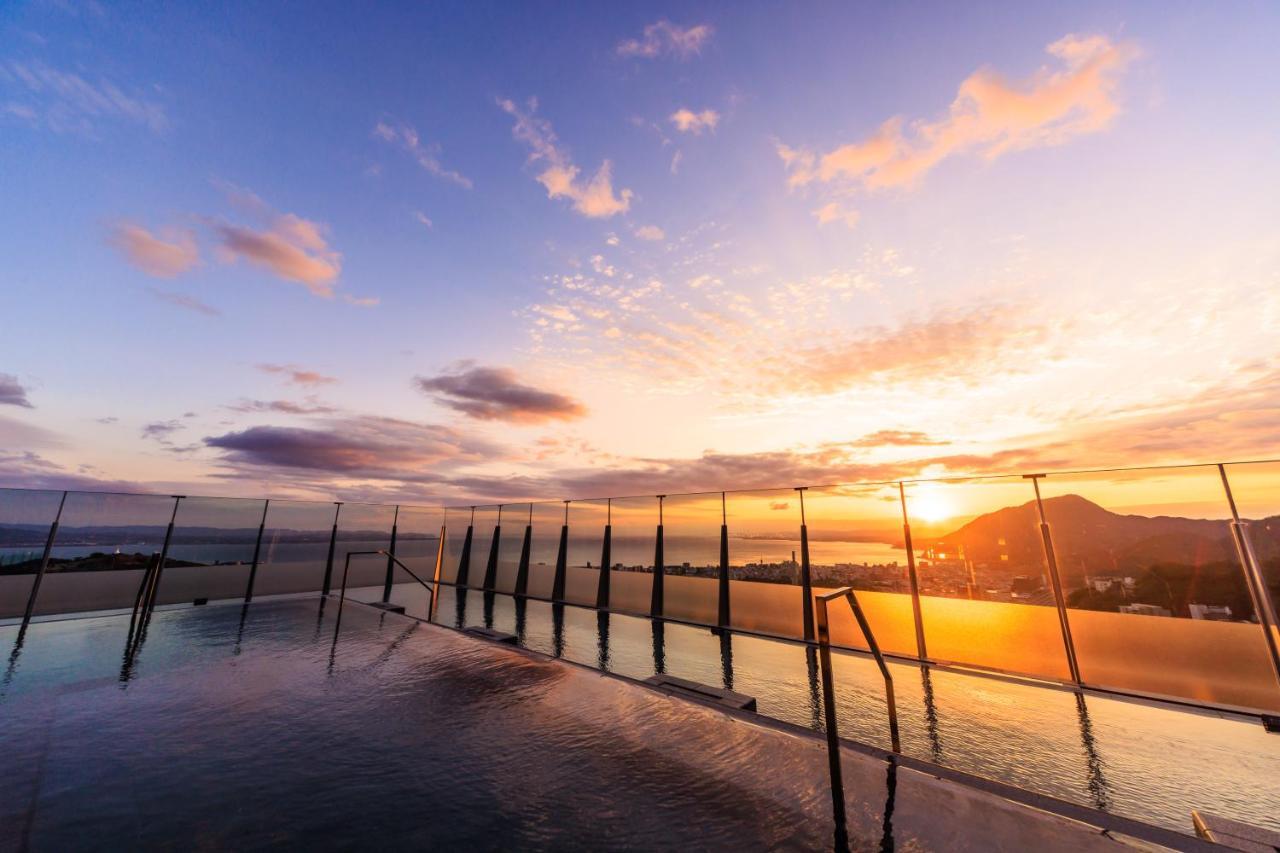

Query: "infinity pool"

xmin=363 ymin=584 xmax=1280 ymax=837
xmin=1 ymin=597 xmax=1153 ymax=851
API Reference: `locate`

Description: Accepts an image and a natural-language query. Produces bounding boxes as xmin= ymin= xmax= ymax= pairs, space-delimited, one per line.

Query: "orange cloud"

xmin=781 ymin=34 xmax=1138 ymax=193
xmin=498 ymin=98 xmax=632 ymax=218
xmin=616 ymin=20 xmax=712 ymax=60
xmin=216 ymin=212 xmax=341 ymax=296
xmin=670 ymin=108 xmax=719 ymax=134
xmin=109 ymin=223 xmax=199 ymax=277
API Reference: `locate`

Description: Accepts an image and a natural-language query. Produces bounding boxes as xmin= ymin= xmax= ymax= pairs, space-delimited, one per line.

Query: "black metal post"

xmin=718 ymin=491 xmax=730 ymax=628
xmin=321 ymin=502 xmax=342 ymax=596
xmin=19 ymin=490 xmax=67 ymax=631
xmin=798 ymin=487 xmax=815 ymax=642
xmin=383 ymin=505 xmax=399 ymax=603
xmin=244 ymin=499 xmax=269 ymax=603
xmin=650 ymin=495 xmax=665 ymax=618
xmin=814 ymin=595 xmax=849 ymax=852
xmin=551 ymin=501 xmax=569 ymax=602
xmin=1026 ymin=475 xmax=1082 ymax=685
xmin=596 ymin=499 xmax=612 ymax=609
xmin=483 ymin=505 xmax=502 ymax=591
xmin=515 ymin=505 xmax=532 ymax=597
xmin=899 ymin=483 xmax=927 ymax=660
xmin=1219 ymin=464 xmax=1280 ymax=688
xmin=141 ymin=496 xmax=182 ymax=630
xmin=456 ymin=507 xmax=475 ymax=587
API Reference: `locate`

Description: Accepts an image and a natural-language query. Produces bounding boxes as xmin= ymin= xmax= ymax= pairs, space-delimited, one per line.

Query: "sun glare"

xmin=908 ymin=483 xmax=955 ymax=524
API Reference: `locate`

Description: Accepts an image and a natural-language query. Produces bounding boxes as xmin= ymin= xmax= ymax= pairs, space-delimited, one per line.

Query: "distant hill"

xmin=923 ymin=494 xmax=1280 ymax=583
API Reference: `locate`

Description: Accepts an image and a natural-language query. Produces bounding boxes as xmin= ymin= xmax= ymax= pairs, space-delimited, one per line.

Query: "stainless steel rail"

xmin=331 ymin=549 xmax=437 ymax=640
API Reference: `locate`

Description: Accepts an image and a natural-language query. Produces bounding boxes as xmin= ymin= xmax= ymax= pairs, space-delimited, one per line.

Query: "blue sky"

xmin=2 ymin=1 xmax=1278 ymax=503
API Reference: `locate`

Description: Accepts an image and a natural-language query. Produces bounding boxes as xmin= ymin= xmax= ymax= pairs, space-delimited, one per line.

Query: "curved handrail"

xmin=332 ymin=549 xmax=436 ymax=639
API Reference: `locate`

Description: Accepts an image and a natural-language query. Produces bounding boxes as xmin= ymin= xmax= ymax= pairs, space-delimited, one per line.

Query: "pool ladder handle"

xmin=331 ymin=550 xmax=438 ymax=641
xmin=815 ymin=586 xmax=900 ymax=852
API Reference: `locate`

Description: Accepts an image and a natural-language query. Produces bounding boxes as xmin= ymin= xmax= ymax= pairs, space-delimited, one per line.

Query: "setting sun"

xmin=908 ymin=483 xmax=956 ymax=524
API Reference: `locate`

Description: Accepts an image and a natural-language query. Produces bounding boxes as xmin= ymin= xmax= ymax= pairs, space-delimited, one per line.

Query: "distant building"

xmin=1119 ymin=603 xmax=1172 ymax=617
xmin=1188 ymin=603 xmax=1233 ymax=621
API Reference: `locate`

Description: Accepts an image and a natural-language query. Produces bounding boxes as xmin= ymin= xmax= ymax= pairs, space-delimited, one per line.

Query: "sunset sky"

xmin=2 ymin=1 xmax=1278 ymax=506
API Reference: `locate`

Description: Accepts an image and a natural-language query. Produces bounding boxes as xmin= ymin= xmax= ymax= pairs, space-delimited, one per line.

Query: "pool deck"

xmin=0 ymin=598 xmax=1222 ymax=851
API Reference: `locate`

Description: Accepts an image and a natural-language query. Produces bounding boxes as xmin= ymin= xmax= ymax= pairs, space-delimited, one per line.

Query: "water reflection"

xmin=1075 ymin=694 xmax=1112 ymax=811
xmin=551 ymin=603 xmax=565 ymax=658
xmin=652 ymin=621 xmax=666 ymax=674
xmin=483 ymin=591 xmax=496 ymax=630
xmin=880 ymin=759 xmax=898 ymax=853
xmin=597 ymin=611 xmax=611 ymax=671
xmin=514 ymin=597 xmax=528 ymax=644
xmin=719 ymin=631 xmax=735 ymax=690
xmin=453 ymin=586 xmax=468 ymax=629
xmin=919 ymin=667 xmax=943 ymax=762
xmin=805 ymin=647 xmax=822 ymax=730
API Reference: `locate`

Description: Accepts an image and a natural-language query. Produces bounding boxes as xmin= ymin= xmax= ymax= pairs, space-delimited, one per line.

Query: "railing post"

xmin=244 ymin=499 xmax=269 ymax=603
xmin=19 ymin=490 xmax=67 ymax=631
xmin=899 ymin=483 xmax=927 ymax=660
xmin=797 ymin=487 xmax=815 ymax=642
xmin=321 ymin=502 xmax=342 ymax=596
xmin=1219 ymin=464 xmax=1280 ymax=688
xmin=143 ymin=496 xmax=183 ymax=628
xmin=718 ymin=491 xmax=731 ymax=628
xmin=483 ymin=505 xmax=502 ymax=591
xmin=814 ymin=595 xmax=849 ymax=851
xmin=515 ymin=504 xmax=532 ymax=597
xmin=650 ymin=495 xmax=665 ymax=618
xmin=552 ymin=501 xmax=569 ymax=602
xmin=430 ymin=521 xmax=445 ymax=621
xmin=1026 ymin=475 xmax=1082 ymax=686
xmin=596 ymin=499 xmax=612 ymax=609
xmin=456 ymin=506 xmax=475 ymax=586
xmin=382 ymin=505 xmax=399 ymax=603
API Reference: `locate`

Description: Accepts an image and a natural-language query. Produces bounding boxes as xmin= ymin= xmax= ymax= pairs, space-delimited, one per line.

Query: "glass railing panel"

xmin=464 ymin=505 xmax=500 ymax=589
xmin=334 ymin=502 xmax=395 ymax=591
xmin=607 ymin=496 xmax=657 ymax=615
xmin=805 ymin=482 xmax=918 ymax=656
xmin=33 ymin=491 xmax=179 ymax=616
xmin=660 ymin=492 xmax=722 ymax=624
xmin=159 ymin=496 xmax=264 ymax=605
xmin=526 ymin=501 xmax=566 ymax=599
xmin=493 ymin=503 xmax=530 ymax=594
xmin=255 ymin=500 xmax=340 ymax=596
xmin=383 ymin=505 xmax=442 ymax=618
xmin=907 ymin=476 xmax=1073 ymax=680
xmin=0 ymin=488 xmax=65 ymax=618
xmin=1040 ymin=464 xmax=1280 ymax=709
xmin=1223 ymin=459 xmax=1280 ymax=685
xmin=564 ymin=499 xmax=608 ymax=606
xmin=725 ymin=488 xmax=802 ymax=638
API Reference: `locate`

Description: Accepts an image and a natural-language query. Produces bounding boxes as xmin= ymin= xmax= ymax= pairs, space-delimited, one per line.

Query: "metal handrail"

xmin=814 ymin=586 xmax=899 ymax=850
xmin=332 ymin=549 xmax=436 ymax=640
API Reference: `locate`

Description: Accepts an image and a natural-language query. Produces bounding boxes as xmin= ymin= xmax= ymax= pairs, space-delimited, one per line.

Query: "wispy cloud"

xmin=226 ymin=398 xmax=339 ymax=415
xmin=415 ymin=364 xmax=587 ymax=423
xmin=145 ymin=287 xmax=220 ymax=316
xmin=813 ymin=201 xmax=859 ymax=229
xmin=498 ymin=97 xmax=632 ymax=218
xmin=372 ymin=121 xmax=473 ymax=188
xmin=634 ymin=225 xmax=665 ymax=241
xmin=670 ymin=108 xmax=719 ymax=135
xmin=215 ymin=211 xmax=342 ymax=296
xmin=616 ymin=20 xmax=713 ymax=60
xmin=0 ymin=59 xmax=167 ymax=134
xmin=0 ymin=373 xmax=34 ymax=408
xmin=779 ymin=34 xmax=1137 ymax=203
xmin=109 ymin=223 xmax=198 ymax=277
xmin=255 ymin=363 xmax=338 ymax=386
xmin=414 ymin=211 xmax=433 ymax=229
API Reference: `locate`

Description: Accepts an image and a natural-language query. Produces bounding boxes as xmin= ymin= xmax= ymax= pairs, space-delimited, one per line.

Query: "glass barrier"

xmin=907 ymin=476 xmax=1073 ymax=680
xmin=33 ymin=491 xmax=178 ymax=616
xmin=334 ymin=502 xmax=395 ymax=591
xmin=0 ymin=488 xmax=65 ymax=618
xmin=805 ymin=483 xmax=919 ymax=657
xmin=255 ymin=500 xmax=341 ymax=597
xmin=607 ymin=496 xmax=656 ymax=616
xmin=465 ymin=505 xmax=499 ymax=588
xmin=660 ymin=492 xmax=723 ymax=623
xmin=564 ymin=499 xmax=609 ymax=606
xmin=725 ymin=488 xmax=803 ymax=638
xmin=1223 ymin=460 xmax=1280 ymax=686
xmin=493 ymin=503 xmax=530 ymax=594
xmin=1040 ymin=465 xmax=1280 ymax=709
xmin=157 ymin=496 xmax=264 ymax=606
xmin=525 ymin=501 xmax=566 ymax=599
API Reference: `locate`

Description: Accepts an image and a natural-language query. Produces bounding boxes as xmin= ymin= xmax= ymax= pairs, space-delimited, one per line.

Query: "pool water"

xmin=370 ymin=584 xmax=1280 ymax=836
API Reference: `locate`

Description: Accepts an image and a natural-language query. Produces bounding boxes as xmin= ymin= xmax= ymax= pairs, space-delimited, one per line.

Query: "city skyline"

xmin=3 ymin=2 xmax=1279 ymax=506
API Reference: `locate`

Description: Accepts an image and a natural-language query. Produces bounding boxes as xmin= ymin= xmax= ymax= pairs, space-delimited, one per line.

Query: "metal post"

xmin=798 ymin=487 xmax=815 ymax=642
xmin=718 ymin=491 xmax=731 ymax=628
xmin=456 ymin=506 xmax=475 ymax=586
xmin=483 ymin=505 xmax=502 ymax=591
xmin=551 ymin=501 xmax=569 ymax=602
xmin=142 ymin=496 xmax=183 ymax=628
xmin=429 ymin=522 xmax=445 ymax=621
xmin=1219 ymin=464 xmax=1280 ymax=687
xmin=1027 ymin=475 xmax=1082 ymax=685
xmin=244 ymin=499 xmax=269 ymax=603
xmin=383 ymin=505 xmax=399 ymax=603
xmin=597 ymin=499 xmax=612 ymax=609
xmin=321 ymin=502 xmax=342 ymax=596
xmin=815 ymin=595 xmax=849 ymax=851
xmin=899 ymin=483 xmax=927 ymax=660
xmin=19 ymin=490 xmax=67 ymax=630
xmin=650 ymin=495 xmax=665 ymax=618
xmin=515 ymin=504 xmax=532 ymax=597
